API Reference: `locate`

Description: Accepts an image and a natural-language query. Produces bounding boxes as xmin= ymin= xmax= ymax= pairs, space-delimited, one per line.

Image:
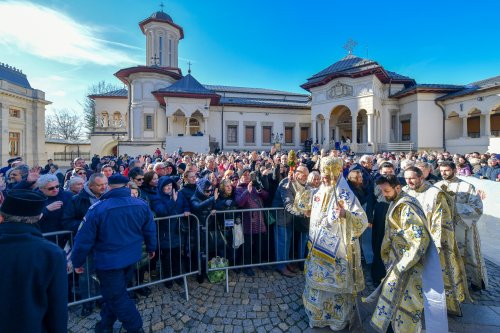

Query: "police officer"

xmin=71 ymin=174 xmax=157 ymax=333
xmin=0 ymin=190 xmax=68 ymax=333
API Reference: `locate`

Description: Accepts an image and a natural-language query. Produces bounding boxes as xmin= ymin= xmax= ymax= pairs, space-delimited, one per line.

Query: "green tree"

xmin=82 ymin=81 xmax=123 ymax=135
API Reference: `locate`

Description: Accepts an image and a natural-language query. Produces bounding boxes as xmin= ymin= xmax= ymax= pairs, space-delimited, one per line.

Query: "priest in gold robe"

xmin=436 ymin=161 xmax=488 ymax=291
xmin=403 ymin=166 xmax=468 ymax=319
xmin=302 ymin=156 xmax=368 ymax=331
xmin=370 ymin=175 xmax=430 ymax=333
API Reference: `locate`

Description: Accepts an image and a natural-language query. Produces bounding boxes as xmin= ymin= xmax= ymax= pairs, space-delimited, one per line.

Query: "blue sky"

xmin=1 ymin=0 xmax=499 ymax=114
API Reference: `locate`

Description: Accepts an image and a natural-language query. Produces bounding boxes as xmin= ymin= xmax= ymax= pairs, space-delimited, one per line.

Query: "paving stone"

xmin=68 ymin=260 xmax=500 ymax=332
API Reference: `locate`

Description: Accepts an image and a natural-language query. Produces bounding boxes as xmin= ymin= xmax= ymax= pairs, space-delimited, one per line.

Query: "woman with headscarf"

xmin=150 ymin=177 xmax=189 ymax=288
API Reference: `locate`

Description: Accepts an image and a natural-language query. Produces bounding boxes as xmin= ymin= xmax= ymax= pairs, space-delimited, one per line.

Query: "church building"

xmin=0 ymin=63 xmax=49 ymax=166
xmin=90 ymin=9 xmax=499 ymax=156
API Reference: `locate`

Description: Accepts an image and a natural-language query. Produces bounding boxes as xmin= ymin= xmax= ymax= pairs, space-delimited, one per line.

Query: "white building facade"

xmin=90 ymin=9 xmax=499 ymax=156
xmin=90 ymin=10 xmax=310 ymax=156
xmin=0 ymin=63 xmax=49 ymax=166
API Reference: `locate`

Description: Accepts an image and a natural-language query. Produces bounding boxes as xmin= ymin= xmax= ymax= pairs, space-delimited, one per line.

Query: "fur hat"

xmin=0 ymin=190 xmax=47 ymax=216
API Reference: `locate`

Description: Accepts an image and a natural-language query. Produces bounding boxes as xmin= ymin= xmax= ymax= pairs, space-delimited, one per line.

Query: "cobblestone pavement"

xmin=68 ymin=260 xmax=500 ymax=332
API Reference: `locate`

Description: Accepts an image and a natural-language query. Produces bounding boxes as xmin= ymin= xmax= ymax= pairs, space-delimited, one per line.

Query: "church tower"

xmin=139 ymin=8 xmax=184 ymax=69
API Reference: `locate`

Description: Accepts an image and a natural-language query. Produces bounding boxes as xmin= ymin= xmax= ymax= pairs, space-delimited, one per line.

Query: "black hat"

xmin=7 ymin=157 xmax=22 ymax=164
xmin=0 ymin=190 xmax=47 ymax=217
xmin=234 ymin=158 xmax=242 ymax=164
xmin=108 ymin=174 xmax=129 ymax=185
xmin=177 ymin=163 xmax=186 ymax=171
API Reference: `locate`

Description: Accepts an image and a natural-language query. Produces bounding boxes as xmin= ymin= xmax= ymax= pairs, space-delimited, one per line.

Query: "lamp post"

xmin=112 ymin=133 xmax=125 ymax=157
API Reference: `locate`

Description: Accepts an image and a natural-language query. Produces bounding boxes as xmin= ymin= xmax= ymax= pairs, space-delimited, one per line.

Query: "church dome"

xmin=149 ymin=11 xmax=173 ymax=23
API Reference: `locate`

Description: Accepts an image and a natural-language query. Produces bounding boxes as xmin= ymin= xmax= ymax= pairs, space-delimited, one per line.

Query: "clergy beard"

xmin=385 ymin=192 xmax=398 ymax=202
xmin=441 ymin=172 xmax=455 ymax=180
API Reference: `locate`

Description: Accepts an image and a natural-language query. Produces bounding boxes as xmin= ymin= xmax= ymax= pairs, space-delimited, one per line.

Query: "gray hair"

xmin=153 ymin=162 xmax=165 ymax=171
xmin=307 ymin=171 xmax=320 ymax=186
xmin=359 ymin=155 xmax=373 ymax=164
xmin=88 ymin=173 xmax=106 ymax=185
xmin=9 ymin=165 xmax=29 ymax=179
xmin=64 ymin=176 xmax=84 ymax=191
xmin=36 ymin=174 xmax=59 ymax=188
xmin=400 ymin=159 xmax=415 ymax=171
xmin=415 ymin=161 xmax=431 ymax=170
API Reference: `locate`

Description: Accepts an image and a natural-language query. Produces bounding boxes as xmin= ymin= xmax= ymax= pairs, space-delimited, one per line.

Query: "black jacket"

xmin=0 ymin=223 xmax=68 ymax=333
xmin=62 ymin=186 xmax=99 ymax=233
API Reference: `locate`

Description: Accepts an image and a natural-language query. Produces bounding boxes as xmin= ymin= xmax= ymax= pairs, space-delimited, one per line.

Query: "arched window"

xmin=113 ymin=112 xmax=122 ymax=127
xmin=467 ymin=109 xmax=481 ymax=138
xmin=188 ymin=117 xmax=200 ymax=135
xmin=491 ymin=108 xmax=500 ymax=137
xmin=100 ymin=112 xmax=109 ymax=128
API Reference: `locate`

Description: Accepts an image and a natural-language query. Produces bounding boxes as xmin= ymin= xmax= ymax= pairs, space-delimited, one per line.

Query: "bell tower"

xmin=139 ymin=7 xmax=184 ymax=68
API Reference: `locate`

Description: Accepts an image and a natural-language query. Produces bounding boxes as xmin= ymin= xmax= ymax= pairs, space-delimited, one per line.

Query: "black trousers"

xmin=243 ymin=232 xmax=269 ymax=265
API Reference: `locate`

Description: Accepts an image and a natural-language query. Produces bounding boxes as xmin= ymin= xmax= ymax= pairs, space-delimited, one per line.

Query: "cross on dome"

xmin=343 ymin=39 xmax=358 ymax=55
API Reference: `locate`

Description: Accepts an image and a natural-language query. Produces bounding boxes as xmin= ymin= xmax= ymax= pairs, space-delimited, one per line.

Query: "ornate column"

xmin=204 ymin=117 xmax=208 ymax=134
xmin=462 ymin=117 xmax=468 ymax=138
xmin=335 ymin=125 xmax=340 ymax=142
xmin=311 ymin=119 xmax=317 ymax=144
xmin=323 ymin=117 xmax=330 ymax=147
xmin=484 ymin=113 xmax=491 ymax=137
xmin=166 ymin=116 xmax=172 ymax=136
xmin=351 ymin=113 xmax=358 ymax=145
xmin=367 ymin=113 xmax=374 ymax=143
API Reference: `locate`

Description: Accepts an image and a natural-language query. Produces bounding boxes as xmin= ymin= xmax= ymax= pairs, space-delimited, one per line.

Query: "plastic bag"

xmin=207 ymin=256 xmax=229 ymax=283
xmin=232 ymin=221 xmax=244 ymax=249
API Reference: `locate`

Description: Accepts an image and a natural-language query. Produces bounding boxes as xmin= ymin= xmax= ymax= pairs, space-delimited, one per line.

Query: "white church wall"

xmin=208 ymin=107 xmax=310 ymax=151
xmin=398 ymin=95 xmax=418 ymax=145
xmin=415 ymin=94 xmax=444 ymax=150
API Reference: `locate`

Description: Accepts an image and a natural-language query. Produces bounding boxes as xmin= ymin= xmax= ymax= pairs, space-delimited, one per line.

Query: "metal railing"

xmin=204 ymin=207 xmax=308 ymax=292
xmin=53 ymin=152 xmax=91 ymax=161
xmin=43 ymin=214 xmax=200 ymax=306
xmin=377 ymin=142 xmax=414 ymax=152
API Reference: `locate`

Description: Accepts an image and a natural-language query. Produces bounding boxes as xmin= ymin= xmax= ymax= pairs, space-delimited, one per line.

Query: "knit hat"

xmin=238 ymin=167 xmax=251 ymax=178
xmin=108 ymin=174 xmax=129 ymax=185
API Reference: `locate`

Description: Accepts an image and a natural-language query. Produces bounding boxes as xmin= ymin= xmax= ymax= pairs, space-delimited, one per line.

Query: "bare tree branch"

xmin=45 ymin=109 xmax=84 ymax=142
xmin=80 ymin=80 xmax=123 ymax=135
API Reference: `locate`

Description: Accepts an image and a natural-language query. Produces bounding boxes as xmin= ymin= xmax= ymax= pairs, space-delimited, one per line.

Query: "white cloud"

xmin=0 ymin=1 xmax=139 ymax=66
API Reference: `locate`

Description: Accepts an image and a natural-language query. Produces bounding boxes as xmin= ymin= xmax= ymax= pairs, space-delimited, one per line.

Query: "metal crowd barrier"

xmin=43 ymin=214 xmax=200 ymax=306
xmin=204 ymin=207 xmax=309 ymax=292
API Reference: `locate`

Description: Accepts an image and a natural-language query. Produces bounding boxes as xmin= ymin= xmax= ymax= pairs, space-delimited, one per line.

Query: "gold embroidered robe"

xmin=303 ymin=177 xmax=367 ymax=330
xmin=435 ymin=177 xmax=488 ymax=290
xmin=403 ymin=182 xmax=468 ymax=315
xmin=370 ymin=193 xmax=429 ymax=333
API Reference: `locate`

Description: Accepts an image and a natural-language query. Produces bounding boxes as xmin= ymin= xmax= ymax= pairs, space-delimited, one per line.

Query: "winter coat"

xmin=190 ymin=178 xmax=216 ymax=228
xmin=35 ymin=188 xmax=74 ymax=234
xmin=235 ymin=182 xmax=268 ymax=234
xmin=71 ymin=187 xmax=157 ymax=270
xmin=0 ymin=223 xmax=67 ymax=333
xmin=151 ymin=177 xmax=190 ymax=248
xmin=139 ymin=184 xmax=158 ymax=206
xmin=475 ymin=165 xmax=500 ymax=180
xmin=271 ymin=178 xmax=309 ymax=232
xmin=61 ymin=184 xmax=100 ymax=233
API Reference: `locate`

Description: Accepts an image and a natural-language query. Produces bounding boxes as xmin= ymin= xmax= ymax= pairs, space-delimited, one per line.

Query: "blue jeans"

xmin=275 ymin=224 xmax=308 ymax=271
xmin=96 ymin=265 xmax=142 ymax=332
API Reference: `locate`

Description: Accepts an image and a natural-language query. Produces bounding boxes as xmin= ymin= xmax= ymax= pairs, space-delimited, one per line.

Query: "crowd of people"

xmin=0 ymin=146 xmax=497 ymax=332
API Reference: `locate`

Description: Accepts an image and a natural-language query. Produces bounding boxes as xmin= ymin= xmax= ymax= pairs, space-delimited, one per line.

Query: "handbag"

xmin=232 ymin=220 xmax=244 ymax=249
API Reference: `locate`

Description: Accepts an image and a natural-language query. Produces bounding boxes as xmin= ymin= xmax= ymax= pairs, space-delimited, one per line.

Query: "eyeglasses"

xmin=46 ymin=185 xmax=60 ymax=191
xmin=135 ymin=177 xmax=144 ymax=181
xmin=77 ymin=172 xmax=86 ymax=175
